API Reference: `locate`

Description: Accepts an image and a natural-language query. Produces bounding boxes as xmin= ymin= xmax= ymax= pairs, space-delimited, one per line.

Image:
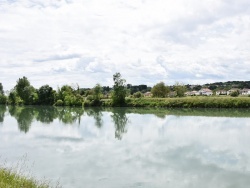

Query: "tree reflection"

xmin=8 ymin=106 xmax=85 ymax=132
xmin=0 ymin=105 xmax=7 ymax=123
xmin=9 ymin=106 xmax=34 ymax=133
xmin=35 ymin=106 xmax=58 ymax=123
xmin=85 ymin=108 xmax=103 ymax=128
xmin=111 ymin=108 xmax=129 ymax=140
xmin=57 ymin=107 xmax=84 ymax=124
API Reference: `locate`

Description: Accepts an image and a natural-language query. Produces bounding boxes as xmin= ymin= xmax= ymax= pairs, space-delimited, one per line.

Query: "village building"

xmin=216 ymin=90 xmax=227 ymax=95
xmin=240 ymin=88 xmax=250 ymax=95
xmin=198 ymin=88 xmax=213 ymax=96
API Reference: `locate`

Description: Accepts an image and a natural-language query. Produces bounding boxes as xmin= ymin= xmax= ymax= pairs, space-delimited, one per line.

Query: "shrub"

xmin=133 ymin=92 xmax=144 ymax=98
xmin=54 ymin=100 xmax=63 ymax=106
xmin=230 ymin=91 xmax=239 ymax=97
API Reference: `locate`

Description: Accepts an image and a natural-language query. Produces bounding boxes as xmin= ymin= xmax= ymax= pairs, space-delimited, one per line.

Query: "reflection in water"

xmin=35 ymin=107 xmax=58 ymax=124
xmin=8 ymin=106 xmax=84 ymax=133
xmin=57 ymin=107 xmax=84 ymax=125
xmin=85 ymin=108 xmax=103 ymax=128
xmin=9 ymin=106 xmax=34 ymax=133
xmin=0 ymin=105 xmax=7 ymax=123
xmin=4 ymin=106 xmax=250 ymax=138
xmin=111 ymin=108 xmax=129 ymax=140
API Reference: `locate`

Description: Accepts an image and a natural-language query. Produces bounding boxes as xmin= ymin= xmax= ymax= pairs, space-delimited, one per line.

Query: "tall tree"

xmin=38 ymin=85 xmax=55 ymax=105
xmin=93 ymin=83 xmax=102 ymax=101
xmin=112 ymin=73 xmax=126 ymax=106
xmin=174 ymin=82 xmax=187 ymax=97
xmin=15 ymin=76 xmax=37 ymax=104
xmin=0 ymin=83 xmax=4 ymax=95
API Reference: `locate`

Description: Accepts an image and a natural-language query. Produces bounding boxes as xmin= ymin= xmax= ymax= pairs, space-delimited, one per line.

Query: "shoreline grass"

xmin=0 ymin=155 xmax=60 ymax=188
xmin=0 ymin=167 xmax=51 ymax=188
xmin=123 ymin=97 xmax=250 ymax=108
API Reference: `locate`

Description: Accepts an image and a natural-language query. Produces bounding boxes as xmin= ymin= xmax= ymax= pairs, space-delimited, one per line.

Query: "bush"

xmin=54 ymin=100 xmax=63 ymax=106
xmin=230 ymin=91 xmax=239 ymax=97
xmin=133 ymin=92 xmax=144 ymax=98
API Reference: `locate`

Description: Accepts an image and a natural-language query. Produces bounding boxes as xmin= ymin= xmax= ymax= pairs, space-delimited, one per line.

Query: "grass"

xmin=0 ymin=156 xmax=60 ymax=188
xmin=125 ymin=96 xmax=250 ymax=108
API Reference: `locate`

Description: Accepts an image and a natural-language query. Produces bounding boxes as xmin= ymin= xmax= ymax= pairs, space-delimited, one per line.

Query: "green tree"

xmin=0 ymin=94 xmax=7 ymax=105
xmin=38 ymin=85 xmax=55 ymax=105
xmin=93 ymin=84 xmax=102 ymax=101
xmin=151 ymin=82 xmax=169 ymax=98
xmin=112 ymin=73 xmax=126 ymax=106
xmin=0 ymin=83 xmax=4 ymax=95
xmin=8 ymin=90 xmax=23 ymax=105
xmin=15 ymin=77 xmax=37 ymax=104
xmin=56 ymin=85 xmax=83 ymax=106
xmin=174 ymin=82 xmax=187 ymax=97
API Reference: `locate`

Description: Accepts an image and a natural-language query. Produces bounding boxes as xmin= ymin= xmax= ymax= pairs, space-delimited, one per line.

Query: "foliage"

xmin=38 ymin=85 xmax=55 ymax=105
xmin=0 ymin=83 xmax=4 ymax=95
xmin=0 ymin=94 xmax=7 ymax=104
xmin=151 ymin=82 xmax=170 ymax=98
xmin=174 ymin=82 xmax=187 ymax=97
xmin=54 ymin=100 xmax=64 ymax=106
xmin=125 ymin=97 xmax=250 ymax=108
xmin=56 ymin=85 xmax=83 ymax=106
xmin=112 ymin=73 xmax=126 ymax=106
xmin=8 ymin=90 xmax=23 ymax=105
xmin=230 ymin=90 xmax=239 ymax=97
xmin=0 ymin=156 xmax=60 ymax=188
xmin=93 ymin=83 xmax=102 ymax=101
xmin=15 ymin=77 xmax=38 ymax=105
xmin=133 ymin=91 xmax=144 ymax=98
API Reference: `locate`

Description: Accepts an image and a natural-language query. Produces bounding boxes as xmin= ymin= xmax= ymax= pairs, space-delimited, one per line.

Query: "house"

xmin=227 ymin=88 xmax=239 ymax=95
xmin=199 ymin=88 xmax=213 ymax=96
xmin=144 ymin=92 xmax=152 ymax=97
xmin=216 ymin=90 xmax=227 ymax=95
xmin=240 ymin=88 xmax=250 ymax=95
xmin=185 ymin=91 xmax=198 ymax=96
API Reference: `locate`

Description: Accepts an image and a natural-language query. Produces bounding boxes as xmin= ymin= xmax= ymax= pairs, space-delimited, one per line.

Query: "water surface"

xmin=0 ymin=105 xmax=250 ymax=188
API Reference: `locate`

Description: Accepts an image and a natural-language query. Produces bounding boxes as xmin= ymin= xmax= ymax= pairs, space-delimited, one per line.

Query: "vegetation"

xmin=111 ymin=73 xmax=126 ymax=106
xmin=0 ymin=168 xmax=52 ymax=188
xmin=0 ymin=155 xmax=59 ymax=188
xmin=125 ymin=97 xmax=250 ymax=108
xmin=0 ymin=75 xmax=250 ymax=108
xmin=151 ymin=82 xmax=170 ymax=98
xmin=174 ymin=82 xmax=187 ymax=97
xmin=230 ymin=90 xmax=240 ymax=97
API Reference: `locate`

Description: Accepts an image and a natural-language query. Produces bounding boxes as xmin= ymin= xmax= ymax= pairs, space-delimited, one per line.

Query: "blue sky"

xmin=0 ymin=0 xmax=250 ymax=90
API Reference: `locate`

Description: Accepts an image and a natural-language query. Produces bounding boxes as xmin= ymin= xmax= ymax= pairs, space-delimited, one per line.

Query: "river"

xmin=0 ymin=105 xmax=250 ymax=188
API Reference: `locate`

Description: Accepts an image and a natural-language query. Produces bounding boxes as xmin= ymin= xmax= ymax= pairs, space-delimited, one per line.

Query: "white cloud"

xmin=0 ymin=0 xmax=250 ymax=90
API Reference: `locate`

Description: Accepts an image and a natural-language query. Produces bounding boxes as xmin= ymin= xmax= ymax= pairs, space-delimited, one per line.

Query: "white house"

xmin=144 ymin=92 xmax=152 ymax=97
xmin=216 ymin=90 xmax=227 ymax=95
xmin=199 ymin=88 xmax=213 ymax=96
xmin=240 ymin=88 xmax=250 ymax=95
xmin=185 ymin=91 xmax=198 ymax=96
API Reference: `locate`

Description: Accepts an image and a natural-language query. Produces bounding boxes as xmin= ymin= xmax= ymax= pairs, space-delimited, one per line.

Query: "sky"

xmin=0 ymin=0 xmax=250 ymax=91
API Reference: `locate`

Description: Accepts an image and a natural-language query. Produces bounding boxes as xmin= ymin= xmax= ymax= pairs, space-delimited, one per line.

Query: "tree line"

xmin=0 ymin=73 xmax=188 ymax=106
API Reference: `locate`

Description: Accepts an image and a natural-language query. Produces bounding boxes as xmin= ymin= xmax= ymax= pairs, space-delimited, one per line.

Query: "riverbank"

xmin=94 ymin=96 xmax=250 ymax=108
xmin=122 ymin=97 xmax=250 ymax=108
